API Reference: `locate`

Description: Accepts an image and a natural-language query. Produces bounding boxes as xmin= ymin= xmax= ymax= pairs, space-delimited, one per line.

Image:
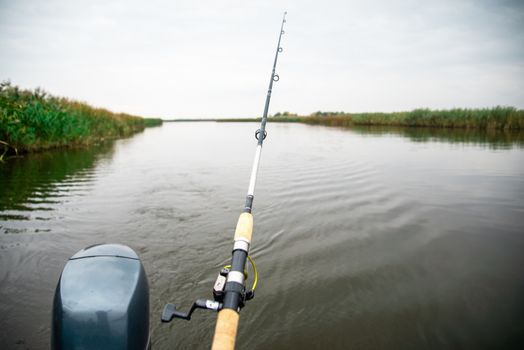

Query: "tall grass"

xmin=350 ymin=108 xmax=524 ymax=129
xmin=143 ymin=118 xmax=163 ymax=127
xmin=0 ymin=82 xmax=161 ymax=154
xmin=269 ymin=107 xmax=524 ymax=130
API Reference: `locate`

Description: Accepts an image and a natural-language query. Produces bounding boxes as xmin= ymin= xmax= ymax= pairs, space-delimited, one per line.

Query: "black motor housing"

xmin=52 ymin=244 xmax=150 ymax=349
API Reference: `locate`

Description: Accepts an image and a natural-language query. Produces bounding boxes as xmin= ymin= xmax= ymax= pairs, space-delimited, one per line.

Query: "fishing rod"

xmin=50 ymin=13 xmax=287 ymax=350
xmin=161 ymin=11 xmax=288 ymax=350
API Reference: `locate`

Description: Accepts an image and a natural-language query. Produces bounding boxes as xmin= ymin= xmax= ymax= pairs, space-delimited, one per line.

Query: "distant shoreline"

xmin=3 ymin=81 xmax=522 ymax=162
xmin=164 ymin=119 xmax=221 ymax=122
xmin=166 ymin=107 xmax=524 ymax=130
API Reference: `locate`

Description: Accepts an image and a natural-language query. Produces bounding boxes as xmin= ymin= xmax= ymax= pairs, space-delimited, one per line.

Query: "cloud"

xmin=1 ymin=0 xmax=523 ymax=117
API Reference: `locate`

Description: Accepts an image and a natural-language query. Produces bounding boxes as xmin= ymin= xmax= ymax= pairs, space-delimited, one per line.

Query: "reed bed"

xmin=0 ymin=82 xmax=162 ymax=156
xmin=350 ymin=108 xmax=524 ymax=129
xmin=143 ymin=118 xmax=163 ymax=127
xmin=215 ymin=108 xmax=523 ymax=130
xmin=271 ymin=107 xmax=524 ymax=130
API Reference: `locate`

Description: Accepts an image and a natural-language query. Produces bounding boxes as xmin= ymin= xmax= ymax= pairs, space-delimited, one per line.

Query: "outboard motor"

xmin=52 ymin=244 xmax=150 ymax=349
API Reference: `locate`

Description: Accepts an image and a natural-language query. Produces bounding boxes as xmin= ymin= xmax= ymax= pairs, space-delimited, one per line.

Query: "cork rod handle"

xmin=211 ymin=309 xmax=239 ymax=350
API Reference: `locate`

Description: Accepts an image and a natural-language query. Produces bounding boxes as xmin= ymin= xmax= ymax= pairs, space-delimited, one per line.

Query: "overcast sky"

xmin=1 ymin=0 xmax=523 ymax=118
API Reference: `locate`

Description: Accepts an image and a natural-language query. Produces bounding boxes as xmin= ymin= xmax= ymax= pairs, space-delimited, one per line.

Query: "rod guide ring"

xmin=255 ymin=129 xmax=267 ymax=141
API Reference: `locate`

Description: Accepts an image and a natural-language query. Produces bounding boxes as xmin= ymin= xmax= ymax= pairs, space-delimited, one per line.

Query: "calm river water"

xmin=1 ymin=123 xmax=523 ymax=349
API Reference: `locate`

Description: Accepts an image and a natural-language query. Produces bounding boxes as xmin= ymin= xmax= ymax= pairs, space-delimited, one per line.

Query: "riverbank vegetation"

xmin=269 ymin=107 xmax=524 ymax=130
xmin=143 ymin=118 xmax=163 ymax=127
xmin=213 ymin=107 xmax=524 ymax=130
xmin=0 ymin=82 xmax=162 ymax=158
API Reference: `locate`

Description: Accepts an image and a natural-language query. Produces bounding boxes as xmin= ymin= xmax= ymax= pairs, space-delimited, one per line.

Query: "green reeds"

xmin=350 ymin=107 xmax=524 ymax=129
xmin=143 ymin=118 xmax=163 ymax=127
xmin=269 ymin=107 xmax=524 ymax=130
xmin=0 ymin=82 xmax=162 ymax=153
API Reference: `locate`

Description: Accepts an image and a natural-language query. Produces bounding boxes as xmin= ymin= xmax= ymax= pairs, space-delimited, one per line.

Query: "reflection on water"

xmin=1 ymin=126 xmax=521 ymax=228
xmin=0 ymin=144 xmax=114 ymax=233
xmin=0 ymin=123 xmax=523 ymax=350
xmin=351 ymin=125 xmax=524 ymax=149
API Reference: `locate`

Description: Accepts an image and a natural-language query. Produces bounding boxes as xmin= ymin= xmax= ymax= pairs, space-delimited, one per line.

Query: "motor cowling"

xmin=52 ymin=244 xmax=150 ymax=350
